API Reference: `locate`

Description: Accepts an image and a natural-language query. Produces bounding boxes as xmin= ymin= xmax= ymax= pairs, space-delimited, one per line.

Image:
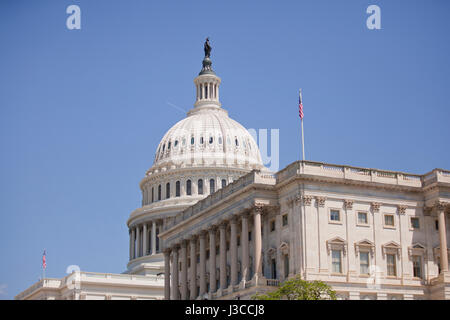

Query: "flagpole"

xmin=301 ymin=117 xmax=305 ymax=161
xmin=299 ymin=88 xmax=305 ymax=161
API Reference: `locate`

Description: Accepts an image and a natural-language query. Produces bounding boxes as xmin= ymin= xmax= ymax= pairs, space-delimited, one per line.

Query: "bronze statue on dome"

xmin=204 ymin=37 xmax=211 ymax=58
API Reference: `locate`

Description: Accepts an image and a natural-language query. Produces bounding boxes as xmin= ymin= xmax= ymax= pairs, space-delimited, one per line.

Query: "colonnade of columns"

xmin=129 ymin=220 xmax=162 ymax=261
xmin=164 ymin=207 xmax=264 ymax=300
xmin=196 ymin=82 xmax=219 ymax=101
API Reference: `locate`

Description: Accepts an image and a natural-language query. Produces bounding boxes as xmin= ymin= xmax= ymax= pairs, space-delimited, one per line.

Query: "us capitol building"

xmin=16 ymin=40 xmax=450 ymax=300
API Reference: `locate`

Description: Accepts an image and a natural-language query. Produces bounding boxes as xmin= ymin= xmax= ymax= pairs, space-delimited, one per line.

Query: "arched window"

xmin=218 ymin=136 xmax=222 ymax=144
xmin=209 ymin=136 xmax=213 ymax=144
xmin=191 ymin=137 xmax=195 ymax=145
xmin=200 ymin=136 xmax=204 ymax=145
xmin=235 ymin=138 xmax=239 ymax=146
xmin=166 ymin=182 xmax=170 ymax=199
xmin=151 ymin=187 xmax=154 ymax=203
xmin=176 ymin=181 xmax=180 ymax=197
xmin=158 ymin=185 xmax=161 ymax=201
xmin=174 ymin=140 xmax=178 ymax=147
xmin=162 ymin=144 xmax=166 ymax=152
xmin=205 ymin=84 xmax=208 ymax=99
xmin=186 ymin=180 xmax=192 ymax=196
xmin=221 ymin=179 xmax=227 ymax=188
xmin=168 ymin=141 xmax=171 ymax=149
xmin=210 ymin=179 xmax=215 ymax=194
xmin=198 ymin=179 xmax=204 ymax=195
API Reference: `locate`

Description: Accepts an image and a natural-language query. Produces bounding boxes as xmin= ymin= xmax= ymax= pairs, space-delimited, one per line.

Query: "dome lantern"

xmin=193 ymin=38 xmax=221 ymax=109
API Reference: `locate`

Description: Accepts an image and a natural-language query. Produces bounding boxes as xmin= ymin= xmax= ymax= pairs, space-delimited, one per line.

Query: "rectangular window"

xmin=331 ymin=250 xmax=342 ymax=273
xmin=411 ymin=217 xmax=420 ymax=229
xmin=360 ymin=252 xmax=370 ymax=275
xmin=412 ymin=255 xmax=422 ymax=278
xmin=330 ymin=210 xmax=340 ymax=222
xmin=386 ymin=254 xmax=397 ymax=276
xmin=270 ymin=220 xmax=276 ymax=232
xmin=384 ymin=214 xmax=394 ymax=227
xmin=358 ymin=212 xmax=368 ymax=225
xmin=282 ymin=214 xmax=288 ymax=226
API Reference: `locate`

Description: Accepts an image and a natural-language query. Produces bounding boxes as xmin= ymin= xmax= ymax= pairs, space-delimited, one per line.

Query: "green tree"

xmin=251 ymin=276 xmax=337 ymax=300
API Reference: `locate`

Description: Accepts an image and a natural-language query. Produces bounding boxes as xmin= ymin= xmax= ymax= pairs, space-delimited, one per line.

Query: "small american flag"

xmin=42 ymin=250 xmax=46 ymax=270
xmin=299 ymin=89 xmax=304 ymax=119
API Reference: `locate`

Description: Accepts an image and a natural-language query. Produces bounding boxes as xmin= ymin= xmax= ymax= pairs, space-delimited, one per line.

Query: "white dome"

xmin=149 ymin=106 xmax=263 ymax=173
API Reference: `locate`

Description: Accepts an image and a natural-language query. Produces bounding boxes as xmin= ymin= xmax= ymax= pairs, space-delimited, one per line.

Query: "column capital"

xmin=240 ymin=210 xmax=251 ymax=219
xmin=315 ymin=196 xmax=326 ymax=208
xmin=180 ymin=240 xmax=188 ymax=248
xmin=208 ymin=226 xmax=217 ymax=234
xmin=344 ymin=200 xmax=354 ymax=210
xmin=371 ymin=202 xmax=381 ymax=213
xmin=229 ymin=215 xmax=238 ymax=224
xmin=163 ymin=248 xmax=171 ymax=255
xmin=303 ymin=195 xmax=313 ymax=206
xmin=397 ymin=205 xmax=407 ymax=215
xmin=199 ymin=231 xmax=207 ymax=239
xmin=434 ymin=201 xmax=449 ymax=212
xmin=253 ymin=205 xmax=265 ymax=215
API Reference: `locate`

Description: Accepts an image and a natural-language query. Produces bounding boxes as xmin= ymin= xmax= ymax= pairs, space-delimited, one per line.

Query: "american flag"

xmin=42 ymin=250 xmax=46 ymax=270
xmin=299 ymin=89 xmax=304 ymax=119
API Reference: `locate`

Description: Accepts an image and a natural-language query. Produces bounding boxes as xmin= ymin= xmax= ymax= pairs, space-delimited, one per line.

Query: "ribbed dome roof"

xmin=150 ymin=106 xmax=263 ymax=172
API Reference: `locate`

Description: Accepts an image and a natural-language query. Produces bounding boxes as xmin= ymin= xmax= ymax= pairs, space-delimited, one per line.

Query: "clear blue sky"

xmin=1 ymin=0 xmax=449 ymax=299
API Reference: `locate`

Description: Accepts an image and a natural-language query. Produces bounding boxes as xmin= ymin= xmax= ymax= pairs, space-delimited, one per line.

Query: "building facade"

xmin=15 ymin=42 xmax=450 ymax=300
xmin=161 ymin=162 xmax=450 ymax=300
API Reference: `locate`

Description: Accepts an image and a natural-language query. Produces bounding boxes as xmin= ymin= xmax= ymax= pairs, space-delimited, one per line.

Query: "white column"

xmin=129 ymin=229 xmax=133 ymax=261
xmin=219 ymin=223 xmax=227 ymax=290
xmin=152 ymin=221 xmax=157 ymax=255
xmin=180 ymin=241 xmax=188 ymax=299
xmin=131 ymin=228 xmax=136 ymax=260
xmin=241 ymin=213 xmax=249 ymax=283
xmin=316 ymin=197 xmax=328 ymax=273
xmin=344 ymin=200 xmax=356 ymax=279
xmin=164 ymin=249 xmax=171 ymax=300
xmin=199 ymin=232 xmax=207 ymax=297
xmin=143 ymin=224 xmax=148 ymax=256
xmin=172 ymin=247 xmax=179 ymax=300
xmin=253 ymin=207 xmax=263 ymax=279
xmin=189 ymin=237 xmax=197 ymax=299
xmin=437 ymin=202 xmax=449 ymax=272
xmin=209 ymin=228 xmax=217 ymax=293
xmin=230 ymin=217 xmax=238 ymax=287
xmin=136 ymin=225 xmax=141 ymax=258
